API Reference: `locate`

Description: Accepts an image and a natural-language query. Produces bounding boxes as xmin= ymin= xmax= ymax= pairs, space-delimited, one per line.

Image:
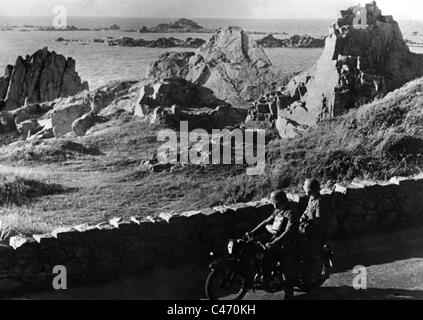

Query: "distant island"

xmin=0 ymin=18 xmax=215 ymax=33
xmin=406 ymin=39 xmax=423 ymax=47
xmin=1 ymin=18 xmax=294 ymax=36
xmin=257 ymin=34 xmax=325 ymax=48
xmin=55 ymin=36 xmax=207 ymax=48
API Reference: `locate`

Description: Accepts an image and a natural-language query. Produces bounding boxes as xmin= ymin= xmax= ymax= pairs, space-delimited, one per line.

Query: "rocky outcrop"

xmin=137 ymin=78 xmax=227 ymax=110
xmin=257 ymin=34 xmax=325 ymax=48
xmin=275 ymin=1 xmax=423 ymax=138
xmin=107 ymin=37 xmax=206 ymax=48
xmin=0 ymin=112 xmax=16 ymax=134
xmin=51 ymin=80 xmax=137 ymax=137
xmin=16 ymin=119 xmax=42 ymax=136
xmin=147 ymin=52 xmax=195 ymax=81
xmin=11 ymin=101 xmax=56 ymax=125
xmin=147 ymin=26 xmax=280 ymax=105
xmin=72 ymin=112 xmax=96 ymax=137
xmin=137 ymin=104 xmax=248 ymax=131
xmin=0 ymin=47 xmax=89 ymax=111
xmin=51 ymin=95 xmax=91 ymax=137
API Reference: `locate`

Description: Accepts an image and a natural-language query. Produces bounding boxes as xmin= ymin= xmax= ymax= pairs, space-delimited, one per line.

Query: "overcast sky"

xmin=0 ymin=0 xmax=422 ymax=20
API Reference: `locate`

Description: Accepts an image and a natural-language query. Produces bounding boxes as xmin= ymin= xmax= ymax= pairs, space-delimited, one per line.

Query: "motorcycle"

xmin=205 ymin=235 xmax=334 ymax=300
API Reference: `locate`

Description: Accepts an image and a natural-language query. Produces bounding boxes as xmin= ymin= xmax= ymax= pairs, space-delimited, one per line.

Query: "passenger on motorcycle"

xmin=299 ymin=179 xmax=330 ymax=283
xmin=246 ymin=190 xmax=299 ymax=299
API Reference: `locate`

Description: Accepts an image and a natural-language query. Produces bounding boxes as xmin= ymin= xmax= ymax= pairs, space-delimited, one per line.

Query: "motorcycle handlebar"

xmin=242 ymin=234 xmax=267 ymax=250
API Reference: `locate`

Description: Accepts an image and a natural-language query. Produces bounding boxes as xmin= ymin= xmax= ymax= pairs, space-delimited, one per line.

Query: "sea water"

xmin=0 ymin=17 xmax=422 ymax=89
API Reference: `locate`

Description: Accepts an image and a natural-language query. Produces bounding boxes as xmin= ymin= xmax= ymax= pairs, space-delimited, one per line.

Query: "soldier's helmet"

xmin=304 ymin=179 xmax=321 ymax=193
xmin=269 ymin=190 xmax=288 ymax=206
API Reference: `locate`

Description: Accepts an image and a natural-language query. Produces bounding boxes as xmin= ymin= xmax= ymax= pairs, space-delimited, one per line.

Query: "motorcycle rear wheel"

xmin=297 ymin=260 xmax=331 ymax=292
xmin=205 ymin=269 xmax=248 ymax=300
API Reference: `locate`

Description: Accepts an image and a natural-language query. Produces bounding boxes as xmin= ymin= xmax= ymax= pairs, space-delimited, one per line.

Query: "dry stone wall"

xmin=1 ymin=176 xmax=423 ymax=296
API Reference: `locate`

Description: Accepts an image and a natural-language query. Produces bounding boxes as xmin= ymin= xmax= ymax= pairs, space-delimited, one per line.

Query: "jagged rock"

xmin=51 ymin=96 xmax=91 ymax=137
xmin=16 ymin=119 xmax=42 ymax=136
xmin=147 ymin=26 xmax=280 ymax=105
xmin=276 ymin=1 xmax=423 ymax=138
xmin=72 ymin=112 xmax=96 ymax=137
xmin=0 ymin=112 xmax=16 ymax=134
xmin=2 ymin=47 xmax=88 ymax=111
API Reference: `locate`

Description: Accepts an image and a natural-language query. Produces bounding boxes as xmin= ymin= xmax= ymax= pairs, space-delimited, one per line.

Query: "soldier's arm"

xmin=309 ymin=200 xmax=326 ymax=234
xmin=250 ymin=213 xmax=274 ymax=236
xmin=269 ymin=211 xmax=295 ymax=247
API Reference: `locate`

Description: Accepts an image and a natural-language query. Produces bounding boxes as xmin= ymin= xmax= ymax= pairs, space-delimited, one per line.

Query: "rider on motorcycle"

xmin=299 ymin=179 xmax=330 ymax=282
xmin=246 ymin=190 xmax=299 ymax=299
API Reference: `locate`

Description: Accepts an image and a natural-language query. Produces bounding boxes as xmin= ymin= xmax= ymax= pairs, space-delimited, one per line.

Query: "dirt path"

xmin=14 ymin=227 xmax=423 ymax=300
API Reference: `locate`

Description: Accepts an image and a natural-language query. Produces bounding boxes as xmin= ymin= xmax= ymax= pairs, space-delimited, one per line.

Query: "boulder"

xmin=2 ymin=47 xmax=88 ymax=111
xmin=276 ymin=1 xmax=423 ymax=138
xmin=72 ymin=112 xmax=96 ymax=137
xmin=11 ymin=102 xmax=55 ymax=124
xmin=136 ymin=78 xmax=226 ymax=110
xmin=149 ymin=106 xmax=180 ymax=127
xmin=146 ymin=26 xmax=281 ymax=105
xmin=0 ymin=112 xmax=16 ymax=134
xmin=16 ymin=119 xmax=42 ymax=136
xmin=51 ymin=96 xmax=91 ymax=137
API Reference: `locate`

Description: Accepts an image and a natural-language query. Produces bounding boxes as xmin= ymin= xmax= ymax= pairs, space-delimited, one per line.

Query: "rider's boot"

xmin=284 ymin=287 xmax=294 ymax=300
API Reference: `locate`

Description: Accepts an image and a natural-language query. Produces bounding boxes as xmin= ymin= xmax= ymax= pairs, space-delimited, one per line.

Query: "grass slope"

xmin=1 ymin=77 xmax=422 ymax=236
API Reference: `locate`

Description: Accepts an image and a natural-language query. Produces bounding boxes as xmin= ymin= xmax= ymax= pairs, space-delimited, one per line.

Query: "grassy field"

xmin=0 ymin=77 xmax=422 ymax=237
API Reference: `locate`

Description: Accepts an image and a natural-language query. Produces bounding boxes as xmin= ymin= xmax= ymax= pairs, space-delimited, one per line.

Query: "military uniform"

xmin=253 ymin=203 xmax=299 ymax=298
xmin=299 ymin=195 xmax=329 ymax=244
xmin=299 ymin=195 xmax=329 ymax=283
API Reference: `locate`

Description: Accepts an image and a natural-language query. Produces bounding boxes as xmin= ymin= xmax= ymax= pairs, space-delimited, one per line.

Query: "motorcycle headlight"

xmin=227 ymin=240 xmax=234 ymax=255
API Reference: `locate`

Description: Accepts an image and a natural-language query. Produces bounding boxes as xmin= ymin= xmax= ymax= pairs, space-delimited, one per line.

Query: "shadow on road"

xmin=294 ymin=286 xmax=423 ymax=300
xmin=329 ymin=227 xmax=423 ymax=273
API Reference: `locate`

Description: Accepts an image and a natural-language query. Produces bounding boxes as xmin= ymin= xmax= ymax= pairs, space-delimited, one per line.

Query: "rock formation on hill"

xmin=273 ymin=1 xmax=423 ymax=138
xmin=146 ymin=26 xmax=280 ymax=105
xmin=134 ymin=77 xmax=249 ymax=131
xmin=0 ymin=47 xmax=89 ymax=112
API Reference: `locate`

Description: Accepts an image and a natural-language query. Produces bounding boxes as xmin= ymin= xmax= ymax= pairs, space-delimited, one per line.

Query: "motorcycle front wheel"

xmin=297 ymin=258 xmax=332 ymax=292
xmin=205 ymin=269 xmax=248 ymax=300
